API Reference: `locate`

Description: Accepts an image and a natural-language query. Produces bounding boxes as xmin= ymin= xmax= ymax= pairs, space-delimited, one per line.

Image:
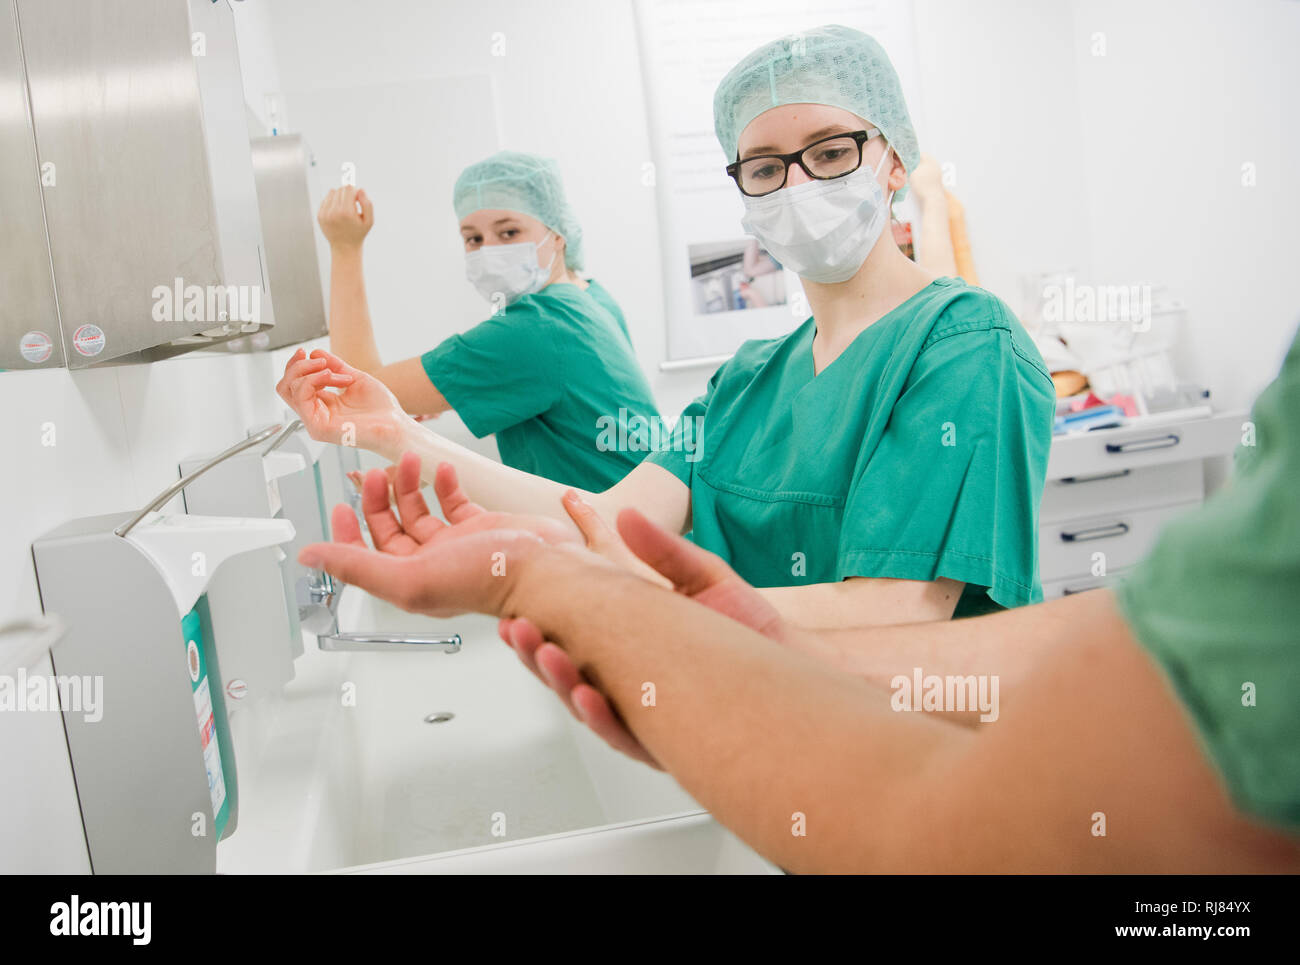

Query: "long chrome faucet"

xmin=269 ymin=420 xmax=459 ymax=654
xmin=298 ymin=569 xmax=461 ymax=653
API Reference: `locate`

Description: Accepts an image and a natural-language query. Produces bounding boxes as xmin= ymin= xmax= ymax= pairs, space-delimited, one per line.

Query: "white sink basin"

xmin=341 ymin=810 xmax=780 ymax=875
xmin=218 ymin=587 xmax=774 ymax=874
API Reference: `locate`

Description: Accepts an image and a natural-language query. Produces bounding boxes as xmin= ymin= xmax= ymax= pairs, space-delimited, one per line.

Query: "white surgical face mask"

xmin=465 ymin=230 xmax=557 ymax=306
xmin=738 ymin=145 xmax=894 ymax=284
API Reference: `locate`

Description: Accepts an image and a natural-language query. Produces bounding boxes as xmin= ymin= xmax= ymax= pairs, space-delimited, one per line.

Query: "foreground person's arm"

xmin=301 ymin=497 xmax=1298 ymax=873
xmin=496 ymin=535 xmax=1295 ymax=872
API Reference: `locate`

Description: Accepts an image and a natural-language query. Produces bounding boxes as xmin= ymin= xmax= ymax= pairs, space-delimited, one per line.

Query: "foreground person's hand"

xmin=560 ymin=490 xmax=671 ymax=588
xmin=500 ymin=506 xmax=801 ymax=767
xmin=276 ymin=348 xmax=411 ymax=451
xmin=298 ymin=452 xmax=583 ymax=617
xmin=498 ymin=617 xmax=664 ymax=769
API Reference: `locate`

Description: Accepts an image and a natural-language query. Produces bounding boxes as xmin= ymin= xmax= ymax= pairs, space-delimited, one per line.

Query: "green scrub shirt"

xmin=421 ymin=280 xmax=658 ymax=491
xmin=1117 ymin=325 xmax=1300 ymax=832
xmin=647 ymin=277 xmax=1056 ymax=617
xmin=584 ymin=279 xmax=634 ymax=345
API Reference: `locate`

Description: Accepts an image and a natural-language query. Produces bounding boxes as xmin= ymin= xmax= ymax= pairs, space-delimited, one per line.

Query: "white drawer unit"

xmin=1040 ymin=459 xmax=1203 ymax=524
xmin=1039 ymin=501 xmax=1199 ymax=583
xmin=1037 ymin=410 xmax=1247 ymax=588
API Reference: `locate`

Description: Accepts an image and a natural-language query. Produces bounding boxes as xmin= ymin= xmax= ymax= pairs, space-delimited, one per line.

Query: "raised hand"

xmin=318 ymin=186 xmax=374 ymax=250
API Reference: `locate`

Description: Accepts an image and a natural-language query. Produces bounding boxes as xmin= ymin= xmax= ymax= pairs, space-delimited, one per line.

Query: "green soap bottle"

xmin=181 ymin=596 xmax=237 ymax=840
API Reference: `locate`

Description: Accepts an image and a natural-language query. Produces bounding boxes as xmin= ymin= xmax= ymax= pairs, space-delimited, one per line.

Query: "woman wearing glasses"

xmin=279 ymin=25 xmax=1054 ymax=627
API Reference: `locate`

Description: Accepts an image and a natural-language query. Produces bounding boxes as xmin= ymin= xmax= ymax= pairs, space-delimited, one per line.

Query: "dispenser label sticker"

xmin=19 ymin=331 xmax=53 ymax=363
xmin=193 ymin=675 xmax=227 ymax=817
xmin=186 ymin=640 xmax=201 ymax=682
xmin=71 ymin=324 xmax=105 ymax=357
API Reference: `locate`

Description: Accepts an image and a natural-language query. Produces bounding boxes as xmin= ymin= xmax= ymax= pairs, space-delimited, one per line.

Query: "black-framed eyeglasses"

xmin=726 ymin=128 xmax=883 ymax=198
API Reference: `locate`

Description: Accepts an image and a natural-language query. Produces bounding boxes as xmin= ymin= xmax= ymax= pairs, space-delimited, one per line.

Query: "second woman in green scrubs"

xmin=279 ymin=26 xmax=1055 ymax=627
xmin=317 ymin=150 xmax=659 ymax=491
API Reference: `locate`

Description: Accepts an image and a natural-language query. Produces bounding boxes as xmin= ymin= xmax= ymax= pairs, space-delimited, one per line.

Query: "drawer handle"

xmin=1105 ymin=433 xmax=1180 ymax=455
xmin=1060 ymin=522 xmax=1130 ymax=543
xmin=1062 ymin=583 xmax=1104 ymax=596
xmin=1060 ymin=468 xmax=1132 ymax=484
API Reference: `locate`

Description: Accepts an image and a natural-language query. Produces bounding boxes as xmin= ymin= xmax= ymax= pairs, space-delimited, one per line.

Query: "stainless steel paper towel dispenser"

xmin=2 ymin=0 xmax=276 ymax=370
xmin=0 ymin=0 xmax=61 ymax=371
xmin=221 ymin=134 xmax=329 ymax=353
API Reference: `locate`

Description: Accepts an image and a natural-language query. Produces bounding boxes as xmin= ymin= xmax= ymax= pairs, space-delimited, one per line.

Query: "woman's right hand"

xmin=276 ymin=348 xmax=410 ymax=452
xmin=318 ymin=186 xmax=374 ymax=251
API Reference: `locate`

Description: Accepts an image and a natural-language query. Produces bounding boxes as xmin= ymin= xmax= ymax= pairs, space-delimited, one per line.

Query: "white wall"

xmin=913 ymin=0 xmax=1096 ymax=308
xmin=1066 ymin=0 xmax=1300 ymax=409
xmin=2 ymin=0 xmax=1295 ymax=872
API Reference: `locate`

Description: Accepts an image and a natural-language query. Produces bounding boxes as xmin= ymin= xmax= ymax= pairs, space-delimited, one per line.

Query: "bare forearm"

xmin=377 ymin=419 xmax=587 ymax=533
xmin=503 ymin=548 xmax=970 ymax=872
xmin=378 ymin=422 xmax=687 ymax=541
xmin=807 ymin=591 xmax=1095 ymax=686
xmin=328 ymin=246 xmax=383 ymax=372
xmin=759 ymin=576 xmax=962 ymax=630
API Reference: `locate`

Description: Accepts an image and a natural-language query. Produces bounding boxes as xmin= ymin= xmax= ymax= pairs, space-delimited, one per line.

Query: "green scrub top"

xmin=583 ymin=279 xmax=634 ymax=345
xmin=421 ymin=279 xmax=659 ymax=491
xmin=1116 ymin=325 xmax=1300 ymax=832
xmin=647 ymin=277 xmax=1056 ymax=617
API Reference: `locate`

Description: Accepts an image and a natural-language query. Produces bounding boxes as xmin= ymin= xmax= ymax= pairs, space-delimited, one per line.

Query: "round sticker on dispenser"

xmin=71 ymin=324 xmax=106 ymax=357
xmin=19 ymin=331 xmax=53 ymax=363
xmin=187 ymin=639 xmax=201 ymax=683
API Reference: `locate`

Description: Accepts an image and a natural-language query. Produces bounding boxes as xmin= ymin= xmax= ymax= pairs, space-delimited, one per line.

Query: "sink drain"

xmin=424 ymin=711 xmax=455 ymax=724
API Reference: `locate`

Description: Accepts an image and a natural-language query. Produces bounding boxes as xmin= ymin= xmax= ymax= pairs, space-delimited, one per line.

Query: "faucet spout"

xmin=297 ymin=573 xmax=460 ymax=653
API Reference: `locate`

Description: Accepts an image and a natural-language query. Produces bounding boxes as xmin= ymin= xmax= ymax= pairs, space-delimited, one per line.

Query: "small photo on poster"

xmin=688 ymin=239 xmax=788 ymax=315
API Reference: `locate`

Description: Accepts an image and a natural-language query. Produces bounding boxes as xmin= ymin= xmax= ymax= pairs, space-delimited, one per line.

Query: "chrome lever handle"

xmin=316 ymin=632 xmax=462 ymax=653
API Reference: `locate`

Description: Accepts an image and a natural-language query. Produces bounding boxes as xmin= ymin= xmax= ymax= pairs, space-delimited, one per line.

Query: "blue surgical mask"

xmin=465 ymin=231 xmax=557 ymax=306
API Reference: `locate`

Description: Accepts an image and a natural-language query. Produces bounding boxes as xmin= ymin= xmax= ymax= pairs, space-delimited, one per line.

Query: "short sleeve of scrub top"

xmin=647 ymin=278 xmax=1056 ymax=618
xmin=420 ymin=301 xmax=563 ymax=438
xmin=1116 ymin=324 xmax=1300 ymax=832
xmin=420 ymin=282 xmax=661 ymax=491
xmin=837 ymin=313 xmax=1057 ymax=612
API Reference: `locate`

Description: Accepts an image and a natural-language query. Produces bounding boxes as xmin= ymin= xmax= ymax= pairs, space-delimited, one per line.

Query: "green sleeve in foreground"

xmin=1116 ymin=327 xmax=1300 ymax=831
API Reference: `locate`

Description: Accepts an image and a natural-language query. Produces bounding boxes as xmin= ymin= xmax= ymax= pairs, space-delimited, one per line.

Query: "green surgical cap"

xmin=713 ymin=25 xmax=920 ymax=200
xmin=452 ymin=150 xmax=584 ymax=270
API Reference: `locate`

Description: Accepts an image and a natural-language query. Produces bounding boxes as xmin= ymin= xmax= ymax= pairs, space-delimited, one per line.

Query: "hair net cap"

xmin=713 ymin=25 xmax=919 ymax=200
xmin=453 ymin=150 xmax=584 ymax=270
